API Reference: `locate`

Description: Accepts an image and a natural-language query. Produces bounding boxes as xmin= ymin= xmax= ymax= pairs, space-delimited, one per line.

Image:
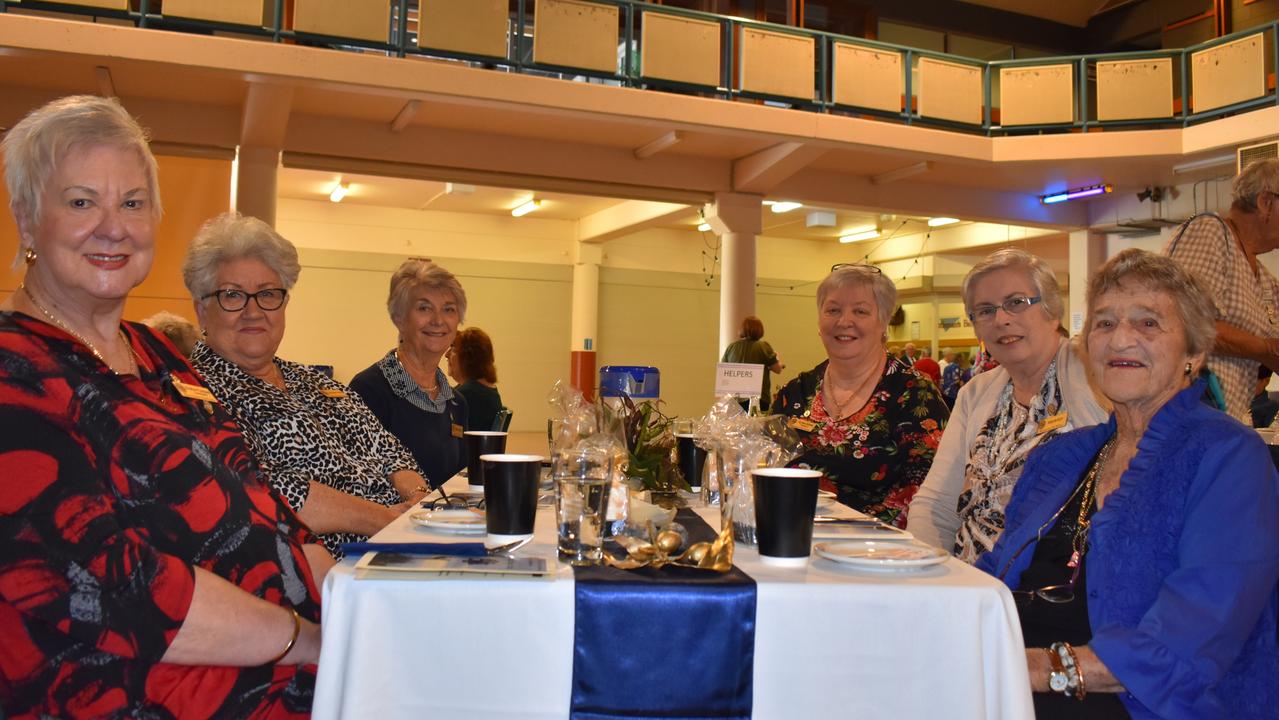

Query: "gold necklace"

xmin=823 ymin=361 xmax=880 ymax=420
xmin=1068 ymin=435 xmax=1116 ymax=569
xmin=20 ymin=282 xmax=138 ymax=376
xmin=396 ymin=348 xmax=438 ymax=392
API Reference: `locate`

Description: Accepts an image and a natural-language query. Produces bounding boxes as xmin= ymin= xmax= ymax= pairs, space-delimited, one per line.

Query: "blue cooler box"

xmin=599 ymin=365 xmax=660 ymax=399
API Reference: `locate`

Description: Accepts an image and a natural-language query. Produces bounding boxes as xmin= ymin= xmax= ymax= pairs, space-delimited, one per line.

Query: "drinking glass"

xmin=553 ymin=449 xmax=613 ymax=565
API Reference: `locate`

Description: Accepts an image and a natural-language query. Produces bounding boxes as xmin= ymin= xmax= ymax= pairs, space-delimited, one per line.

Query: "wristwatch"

xmin=1045 ymin=648 xmax=1070 ymax=693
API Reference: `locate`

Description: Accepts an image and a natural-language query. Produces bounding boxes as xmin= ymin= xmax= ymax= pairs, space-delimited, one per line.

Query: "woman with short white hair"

xmin=774 ymin=264 xmax=949 ymax=527
xmin=909 ymin=248 xmax=1108 ymax=561
xmin=351 ymin=258 xmax=470 ymax=487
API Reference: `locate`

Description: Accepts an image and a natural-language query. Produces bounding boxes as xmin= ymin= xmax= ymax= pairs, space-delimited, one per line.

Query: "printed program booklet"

xmin=354 ymin=551 xmax=551 ymax=580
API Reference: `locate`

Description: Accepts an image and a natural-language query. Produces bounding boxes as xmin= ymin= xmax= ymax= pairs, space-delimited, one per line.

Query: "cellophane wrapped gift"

xmin=547 ymin=381 xmax=629 ymax=533
xmin=691 ymin=397 xmax=803 ymax=545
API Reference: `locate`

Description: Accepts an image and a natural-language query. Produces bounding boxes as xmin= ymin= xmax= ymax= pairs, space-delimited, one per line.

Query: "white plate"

xmin=812 ymin=523 xmax=914 ymax=542
xmin=409 ymin=509 xmax=486 ymax=534
xmin=815 ymin=498 xmax=839 ymax=514
xmin=816 ymin=489 xmax=836 ymax=500
xmin=814 ymin=540 xmax=947 ymax=571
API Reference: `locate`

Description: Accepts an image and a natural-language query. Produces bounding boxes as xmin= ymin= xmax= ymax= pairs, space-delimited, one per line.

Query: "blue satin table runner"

xmin=570 ymin=508 xmax=757 ymax=720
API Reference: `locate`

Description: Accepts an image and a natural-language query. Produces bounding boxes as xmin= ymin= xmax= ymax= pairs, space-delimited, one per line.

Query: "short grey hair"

xmin=816 ymin=264 xmax=897 ymax=325
xmin=143 ymin=311 xmax=199 ymax=358
xmin=1232 ymin=158 xmax=1279 ymax=212
xmin=962 ymin=248 xmax=1064 ymax=322
xmin=3 ymin=95 xmax=161 ymax=265
xmin=182 ymin=212 xmax=301 ymax=300
xmin=1086 ymin=248 xmax=1217 ymax=357
xmin=387 ymin=258 xmax=467 ymax=324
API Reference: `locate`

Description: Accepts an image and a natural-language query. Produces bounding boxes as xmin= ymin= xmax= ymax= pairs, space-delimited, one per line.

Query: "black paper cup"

xmin=465 ymin=431 xmax=508 ymax=489
xmin=481 ymin=453 xmax=543 ymax=544
xmin=752 ymin=468 xmax=821 ymax=567
xmin=675 ymin=434 xmax=708 ymax=491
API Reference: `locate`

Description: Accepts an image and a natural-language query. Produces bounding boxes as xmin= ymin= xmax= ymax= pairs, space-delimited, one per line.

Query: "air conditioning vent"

xmin=1238 ymin=140 xmax=1278 ymax=173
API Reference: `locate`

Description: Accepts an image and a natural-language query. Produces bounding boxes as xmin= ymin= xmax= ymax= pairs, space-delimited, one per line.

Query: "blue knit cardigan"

xmin=976 ymin=381 xmax=1279 ymax=719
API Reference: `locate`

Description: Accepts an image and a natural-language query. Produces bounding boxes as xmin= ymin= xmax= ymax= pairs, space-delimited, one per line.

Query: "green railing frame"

xmin=3 ymin=0 xmax=1276 ymax=136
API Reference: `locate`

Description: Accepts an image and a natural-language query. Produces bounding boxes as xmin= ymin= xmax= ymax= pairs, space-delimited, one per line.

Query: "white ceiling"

xmin=277 ymin=167 xmax=943 ymax=242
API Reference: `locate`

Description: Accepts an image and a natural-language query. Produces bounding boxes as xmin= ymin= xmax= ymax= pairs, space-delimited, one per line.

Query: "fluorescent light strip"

xmin=697 ymin=222 xmax=712 ymax=232
xmin=769 ymin=201 xmax=803 ymax=213
xmin=927 ymin=217 xmax=959 ymax=227
xmin=511 ymin=199 xmax=541 ymax=217
xmin=839 ymin=229 xmax=880 ymax=243
xmin=329 ymin=181 xmax=349 ymax=203
xmin=1041 ymin=183 xmax=1112 ymax=205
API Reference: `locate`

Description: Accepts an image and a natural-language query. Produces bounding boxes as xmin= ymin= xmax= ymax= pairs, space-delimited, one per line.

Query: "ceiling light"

xmin=839 ymin=229 xmax=880 ymax=243
xmin=1172 ymin=153 xmax=1235 ymax=174
xmin=927 ymin=217 xmax=959 ymax=227
xmin=511 ymin=199 xmax=542 ymax=217
xmin=769 ymin=201 xmax=803 ymax=213
xmin=1041 ymin=183 xmax=1112 ymax=204
xmin=329 ymin=181 xmax=349 ymax=203
xmin=697 ymin=222 xmax=712 ymax=232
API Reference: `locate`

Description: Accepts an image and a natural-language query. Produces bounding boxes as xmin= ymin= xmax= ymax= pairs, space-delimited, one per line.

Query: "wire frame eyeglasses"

xmin=968 ymin=295 xmax=1042 ymax=323
xmin=202 ymin=288 xmax=288 ymax=312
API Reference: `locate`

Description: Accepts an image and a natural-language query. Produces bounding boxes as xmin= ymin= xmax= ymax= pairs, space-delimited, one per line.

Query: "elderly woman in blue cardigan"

xmin=977 ymin=249 xmax=1279 ymax=719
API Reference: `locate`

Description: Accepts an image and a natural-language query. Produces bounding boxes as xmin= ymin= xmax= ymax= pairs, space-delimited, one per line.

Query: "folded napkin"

xmin=338 ymin=542 xmax=486 ymax=557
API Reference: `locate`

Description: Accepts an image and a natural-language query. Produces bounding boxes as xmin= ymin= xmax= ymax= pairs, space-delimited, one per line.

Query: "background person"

xmin=448 ymin=326 xmax=504 ymax=431
xmin=1166 ymin=157 xmax=1279 ymax=423
xmin=774 ymin=264 xmax=949 ymax=527
xmin=352 ymin=258 xmax=469 ymax=487
xmin=0 ymin=95 xmax=321 ymax=717
xmin=142 ymin=309 xmax=198 ymax=357
xmin=909 ymin=249 xmax=1108 ymax=562
xmin=186 ymin=212 xmax=429 ymax=560
xmin=978 ymin=248 xmax=1279 ymax=718
xmin=721 ymin=314 xmax=784 ymax=411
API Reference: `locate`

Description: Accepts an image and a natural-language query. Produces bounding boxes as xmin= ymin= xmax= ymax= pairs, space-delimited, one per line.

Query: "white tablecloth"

xmin=314 ymin=483 xmax=1032 ymax=719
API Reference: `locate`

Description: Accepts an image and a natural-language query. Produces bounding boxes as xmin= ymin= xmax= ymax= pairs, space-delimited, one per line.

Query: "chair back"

xmin=492 ymin=407 xmax=513 ymax=432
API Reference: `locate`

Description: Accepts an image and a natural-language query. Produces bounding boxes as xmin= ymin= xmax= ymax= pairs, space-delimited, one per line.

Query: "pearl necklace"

xmin=20 ymin=283 xmax=138 ymax=376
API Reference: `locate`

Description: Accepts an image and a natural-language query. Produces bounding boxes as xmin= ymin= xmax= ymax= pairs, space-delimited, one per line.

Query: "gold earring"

xmin=23 ymin=247 xmax=36 ymax=265
xmin=1184 ymin=362 xmax=1193 ymax=376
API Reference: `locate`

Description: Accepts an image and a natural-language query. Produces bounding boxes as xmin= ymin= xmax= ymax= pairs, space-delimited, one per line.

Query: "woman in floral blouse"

xmin=774 ymin=264 xmax=949 ymax=527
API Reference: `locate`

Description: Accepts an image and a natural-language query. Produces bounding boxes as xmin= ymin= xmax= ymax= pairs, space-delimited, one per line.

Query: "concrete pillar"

xmin=570 ymin=242 xmax=602 ymax=400
xmin=233 ymin=145 xmax=280 ymax=227
xmin=704 ymin=192 xmax=763 ymax=355
xmin=1067 ymin=230 xmax=1107 ymax=337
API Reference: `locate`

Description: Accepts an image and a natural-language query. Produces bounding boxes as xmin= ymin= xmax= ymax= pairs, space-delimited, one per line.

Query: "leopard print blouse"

xmin=192 ymin=343 xmax=421 ymax=558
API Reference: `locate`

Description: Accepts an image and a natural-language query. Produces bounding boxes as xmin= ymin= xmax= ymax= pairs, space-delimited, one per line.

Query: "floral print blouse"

xmin=774 ymin=354 xmax=950 ymax=527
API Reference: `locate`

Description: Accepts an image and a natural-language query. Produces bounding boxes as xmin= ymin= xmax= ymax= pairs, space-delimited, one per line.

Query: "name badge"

xmin=171 ymin=378 xmax=218 ymax=403
xmin=319 ymin=388 xmax=346 ymax=398
xmin=787 ymin=417 xmax=818 ymax=432
xmin=451 ymin=423 xmax=464 ymax=438
xmin=1036 ymin=412 xmax=1068 ymax=435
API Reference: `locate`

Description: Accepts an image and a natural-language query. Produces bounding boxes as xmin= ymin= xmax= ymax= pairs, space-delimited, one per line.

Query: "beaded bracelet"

xmin=268 ymin=607 xmax=302 ymax=665
xmin=1050 ymin=642 xmax=1085 ymax=699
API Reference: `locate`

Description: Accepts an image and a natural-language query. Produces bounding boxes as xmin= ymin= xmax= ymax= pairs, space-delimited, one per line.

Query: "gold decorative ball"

xmin=655 ymin=530 xmax=682 ymax=554
xmin=686 ymin=543 xmax=709 ymax=563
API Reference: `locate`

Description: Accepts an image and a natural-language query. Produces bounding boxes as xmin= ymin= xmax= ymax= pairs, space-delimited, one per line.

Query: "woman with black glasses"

xmin=185 ymin=212 xmax=431 ymax=560
xmin=910 ymin=248 xmax=1108 ymax=562
xmin=977 ymin=249 xmax=1279 ymax=718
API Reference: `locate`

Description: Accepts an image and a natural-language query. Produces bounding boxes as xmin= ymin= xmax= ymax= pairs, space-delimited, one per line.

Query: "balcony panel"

xmin=999 ymin=63 xmax=1073 ymax=126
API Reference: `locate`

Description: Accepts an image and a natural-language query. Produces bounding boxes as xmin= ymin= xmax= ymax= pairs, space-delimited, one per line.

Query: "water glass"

xmin=553 ymin=449 xmax=613 ymax=566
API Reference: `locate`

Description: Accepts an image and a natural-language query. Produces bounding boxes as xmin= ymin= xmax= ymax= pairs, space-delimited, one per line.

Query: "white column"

xmin=233 ymin=145 xmax=280 ymax=227
xmin=1067 ymin=230 xmax=1106 ymax=336
xmin=704 ymin=193 xmax=763 ymax=356
xmin=571 ymin=243 xmax=601 ymax=351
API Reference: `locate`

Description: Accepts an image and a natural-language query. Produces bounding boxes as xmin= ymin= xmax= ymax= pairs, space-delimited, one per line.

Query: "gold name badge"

xmin=451 ymin=423 xmax=465 ymax=438
xmin=1036 ymin=412 xmax=1068 ymax=435
xmin=787 ymin=417 xmax=818 ymax=432
xmin=319 ymin=388 xmax=346 ymax=398
xmin=171 ymin=378 xmax=218 ymax=403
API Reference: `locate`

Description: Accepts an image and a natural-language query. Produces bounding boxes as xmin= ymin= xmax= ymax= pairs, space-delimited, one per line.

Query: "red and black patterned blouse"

xmin=0 ymin=312 xmax=321 ymax=719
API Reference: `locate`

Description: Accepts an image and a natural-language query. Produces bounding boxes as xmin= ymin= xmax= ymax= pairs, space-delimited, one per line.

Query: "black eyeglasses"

xmin=968 ymin=295 xmax=1042 ymax=323
xmin=202 ymin=288 xmax=288 ymax=312
xmin=830 ymin=262 xmax=883 ymax=273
